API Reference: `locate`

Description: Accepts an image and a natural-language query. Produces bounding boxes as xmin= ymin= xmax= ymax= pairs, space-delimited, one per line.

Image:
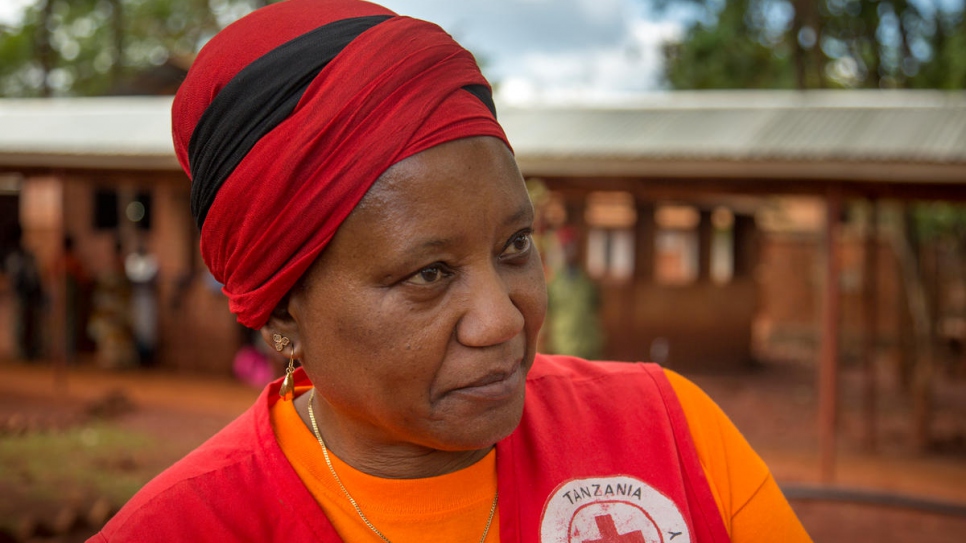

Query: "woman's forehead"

xmin=365 ymin=137 xmax=524 ymax=211
xmin=343 ymin=138 xmax=531 ymax=249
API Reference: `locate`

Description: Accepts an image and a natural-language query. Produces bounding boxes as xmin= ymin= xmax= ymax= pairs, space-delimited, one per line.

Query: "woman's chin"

xmin=425 ymin=389 xmax=527 ymax=452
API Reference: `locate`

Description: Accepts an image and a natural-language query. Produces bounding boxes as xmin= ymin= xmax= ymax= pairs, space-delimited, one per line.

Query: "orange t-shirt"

xmin=274 ymin=385 xmax=500 ymax=542
xmin=663 ymin=370 xmax=812 ymax=542
xmin=271 ymin=371 xmax=811 ymax=542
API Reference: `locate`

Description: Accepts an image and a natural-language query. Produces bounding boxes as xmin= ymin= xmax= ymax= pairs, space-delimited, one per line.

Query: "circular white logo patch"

xmin=539 ymin=475 xmax=691 ymax=543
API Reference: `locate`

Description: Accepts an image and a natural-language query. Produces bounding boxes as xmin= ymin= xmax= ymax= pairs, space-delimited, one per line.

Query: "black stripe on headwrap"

xmin=188 ymin=15 xmax=393 ymax=230
xmin=461 ymin=84 xmax=497 ymax=119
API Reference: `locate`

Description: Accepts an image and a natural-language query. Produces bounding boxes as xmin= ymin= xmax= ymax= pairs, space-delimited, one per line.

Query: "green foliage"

xmin=0 ymin=0 xmax=281 ymax=97
xmin=909 ymin=11 xmax=966 ymax=89
xmin=663 ymin=0 xmax=966 ymax=90
xmin=665 ymin=0 xmax=797 ymax=89
xmin=0 ymin=422 xmax=156 ymax=528
xmin=913 ymin=202 xmax=966 ymax=244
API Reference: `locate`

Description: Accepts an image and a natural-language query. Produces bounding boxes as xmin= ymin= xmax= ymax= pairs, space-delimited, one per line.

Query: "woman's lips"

xmin=452 ymin=361 xmax=524 ymax=401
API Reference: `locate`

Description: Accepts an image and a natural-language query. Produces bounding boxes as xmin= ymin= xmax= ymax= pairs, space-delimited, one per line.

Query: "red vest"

xmin=498 ymin=355 xmax=729 ymax=543
xmin=92 ymin=355 xmax=729 ymax=542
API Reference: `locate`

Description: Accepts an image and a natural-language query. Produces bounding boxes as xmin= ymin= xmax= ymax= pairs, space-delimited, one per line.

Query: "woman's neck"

xmin=293 ymin=390 xmax=493 ymax=479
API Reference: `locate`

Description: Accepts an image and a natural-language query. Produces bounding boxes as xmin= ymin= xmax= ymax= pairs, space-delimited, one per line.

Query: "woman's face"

xmin=286 ymin=136 xmax=547 ymax=456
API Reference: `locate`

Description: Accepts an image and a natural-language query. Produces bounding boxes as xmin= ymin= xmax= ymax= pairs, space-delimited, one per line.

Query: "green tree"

xmin=663 ymin=0 xmax=966 ymax=90
xmin=662 ymin=0 xmax=798 ymax=89
xmin=0 ymin=0 xmax=279 ymax=97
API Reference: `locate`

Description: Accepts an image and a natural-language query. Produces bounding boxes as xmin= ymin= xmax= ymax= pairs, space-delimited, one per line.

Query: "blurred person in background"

xmin=125 ymin=244 xmax=159 ymax=367
xmin=3 ymin=225 xmax=45 ymax=361
xmin=545 ymin=226 xmax=603 ymax=360
xmin=51 ymin=235 xmax=92 ymax=363
xmin=233 ymin=325 xmax=284 ymax=389
xmin=88 ymin=240 xmax=136 ymax=369
xmin=91 ymin=1 xmax=811 ymax=541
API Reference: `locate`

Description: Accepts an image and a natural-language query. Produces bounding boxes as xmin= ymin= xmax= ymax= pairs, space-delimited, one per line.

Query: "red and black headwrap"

xmin=172 ymin=0 xmax=509 ymax=329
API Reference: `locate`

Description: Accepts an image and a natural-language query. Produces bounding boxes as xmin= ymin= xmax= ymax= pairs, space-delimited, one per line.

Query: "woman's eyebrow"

xmin=395 ymin=200 xmax=532 ymax=255
xmin=504 ymin=202 xmax=534 ymax=227
xmin=415 ymin=237 xmax=458 ymax=251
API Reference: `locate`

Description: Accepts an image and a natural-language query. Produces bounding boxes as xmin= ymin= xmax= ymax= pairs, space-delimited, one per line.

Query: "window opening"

xmin=584 ymin=191 xmax=636 ymax=283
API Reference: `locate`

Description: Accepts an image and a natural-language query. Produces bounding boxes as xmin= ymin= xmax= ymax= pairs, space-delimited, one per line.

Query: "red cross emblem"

xmin=583 ymin=515 xmax=647 ymax=543
xmin=540 ymin=476 xmax=690 ymax=543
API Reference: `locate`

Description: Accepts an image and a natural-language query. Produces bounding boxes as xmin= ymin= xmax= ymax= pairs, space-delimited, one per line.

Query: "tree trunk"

xmin=887 ymin=206 xmax=935 ymax=451
xmin=862 ymin=201 xmax=878 ymax=451
xmin=867 ymin=4 xmax=882 ymax=87
xmin=799 ymin=0 xmax=824 ymax=88
xmin=36 ymin=0 xmax=55 ymax=97
xmin=896 ymin=3 xmax=917 ymax=88
xmin=110 ymin=0 xmax=124 ymax=89
xmin=790 ymin=1 xmax=807 ymax=90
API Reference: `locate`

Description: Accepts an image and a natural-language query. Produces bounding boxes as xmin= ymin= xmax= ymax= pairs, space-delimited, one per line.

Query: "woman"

xmin=92 ymin=0 xmax=811 ymax=541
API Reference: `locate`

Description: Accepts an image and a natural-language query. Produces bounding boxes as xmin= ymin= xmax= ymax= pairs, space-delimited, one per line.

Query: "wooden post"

xmin=634 ymin=202 xmax=655 ymax=282
xmin=732 ymin=214 xmax=757 ymax=280
xmin=819 ymin=191 xmax=842 ymax=483
xmin=698 ymin=209 xmax=713 ymax=282
xmin=862 ymin=200 xmax=878 ymax=452
xmin=567 ymin=199 xmax=588 ymax=271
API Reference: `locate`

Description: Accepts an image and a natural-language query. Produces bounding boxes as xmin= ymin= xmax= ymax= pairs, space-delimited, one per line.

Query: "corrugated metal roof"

xmin=0 ymin=91 xmax=963 ymax=175
xmin=499 ymin=90 xmax=966 ymax=164
xmin=0 ymin=96 xmax=177 ymax=170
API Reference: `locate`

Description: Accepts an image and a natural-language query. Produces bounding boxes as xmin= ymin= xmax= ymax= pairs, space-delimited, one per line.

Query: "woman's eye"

xmin=503 ymin=232 xmax=533 ymax=257
xmin=407 ymin=264 xmax=448 ymax=285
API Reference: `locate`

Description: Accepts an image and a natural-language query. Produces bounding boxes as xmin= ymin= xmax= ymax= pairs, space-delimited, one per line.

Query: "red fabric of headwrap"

xmin=172 ymin=0 xmax=510 ymax=329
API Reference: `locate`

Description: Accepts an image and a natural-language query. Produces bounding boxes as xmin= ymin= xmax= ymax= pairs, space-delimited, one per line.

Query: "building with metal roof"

xmin=0 ymin=90 xmax=963 ymax=375
xmin=502 ymin=90 xmax=966 ymax=205
xmin=2 ymin=90 xmax=965 ymax=184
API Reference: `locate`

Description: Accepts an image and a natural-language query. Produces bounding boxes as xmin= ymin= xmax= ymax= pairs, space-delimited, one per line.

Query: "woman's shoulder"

xmin=94 ymin=402 xmax=283 ymax=540
xmin=529 ymin=352 xmax=660 ymax=381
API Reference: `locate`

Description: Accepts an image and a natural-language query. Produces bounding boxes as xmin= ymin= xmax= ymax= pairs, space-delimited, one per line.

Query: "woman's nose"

xmin=456 ymin=267 xmax=525 ymax=348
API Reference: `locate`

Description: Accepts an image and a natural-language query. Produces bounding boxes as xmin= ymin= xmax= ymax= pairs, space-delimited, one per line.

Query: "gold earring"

xmin=272 ymin=333 xmax=290 ymax=352
xmin=279 ymin=344 xmax=296 ymax=401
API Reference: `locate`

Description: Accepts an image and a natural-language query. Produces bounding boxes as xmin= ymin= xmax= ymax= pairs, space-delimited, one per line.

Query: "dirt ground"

xmin=1 ymin=356 xmax=965 ymax=542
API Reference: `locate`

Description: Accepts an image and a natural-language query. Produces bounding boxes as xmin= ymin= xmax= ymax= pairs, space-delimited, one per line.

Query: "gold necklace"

xmin=306 ymin=388 xmax=498 ymax=543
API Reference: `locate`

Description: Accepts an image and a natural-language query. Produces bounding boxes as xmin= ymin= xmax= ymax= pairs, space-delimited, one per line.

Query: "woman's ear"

xmin=259 ymin=294 xmax=303 ymax=359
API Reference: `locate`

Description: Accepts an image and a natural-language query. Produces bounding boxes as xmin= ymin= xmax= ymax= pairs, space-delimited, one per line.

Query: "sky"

xmin=0 ymin=0 xmax=34 ymax=24
xmin=376 ymin=0 xmax=686 ymax=103
xmin=0 ymin=0 xmax=688 ymax=103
